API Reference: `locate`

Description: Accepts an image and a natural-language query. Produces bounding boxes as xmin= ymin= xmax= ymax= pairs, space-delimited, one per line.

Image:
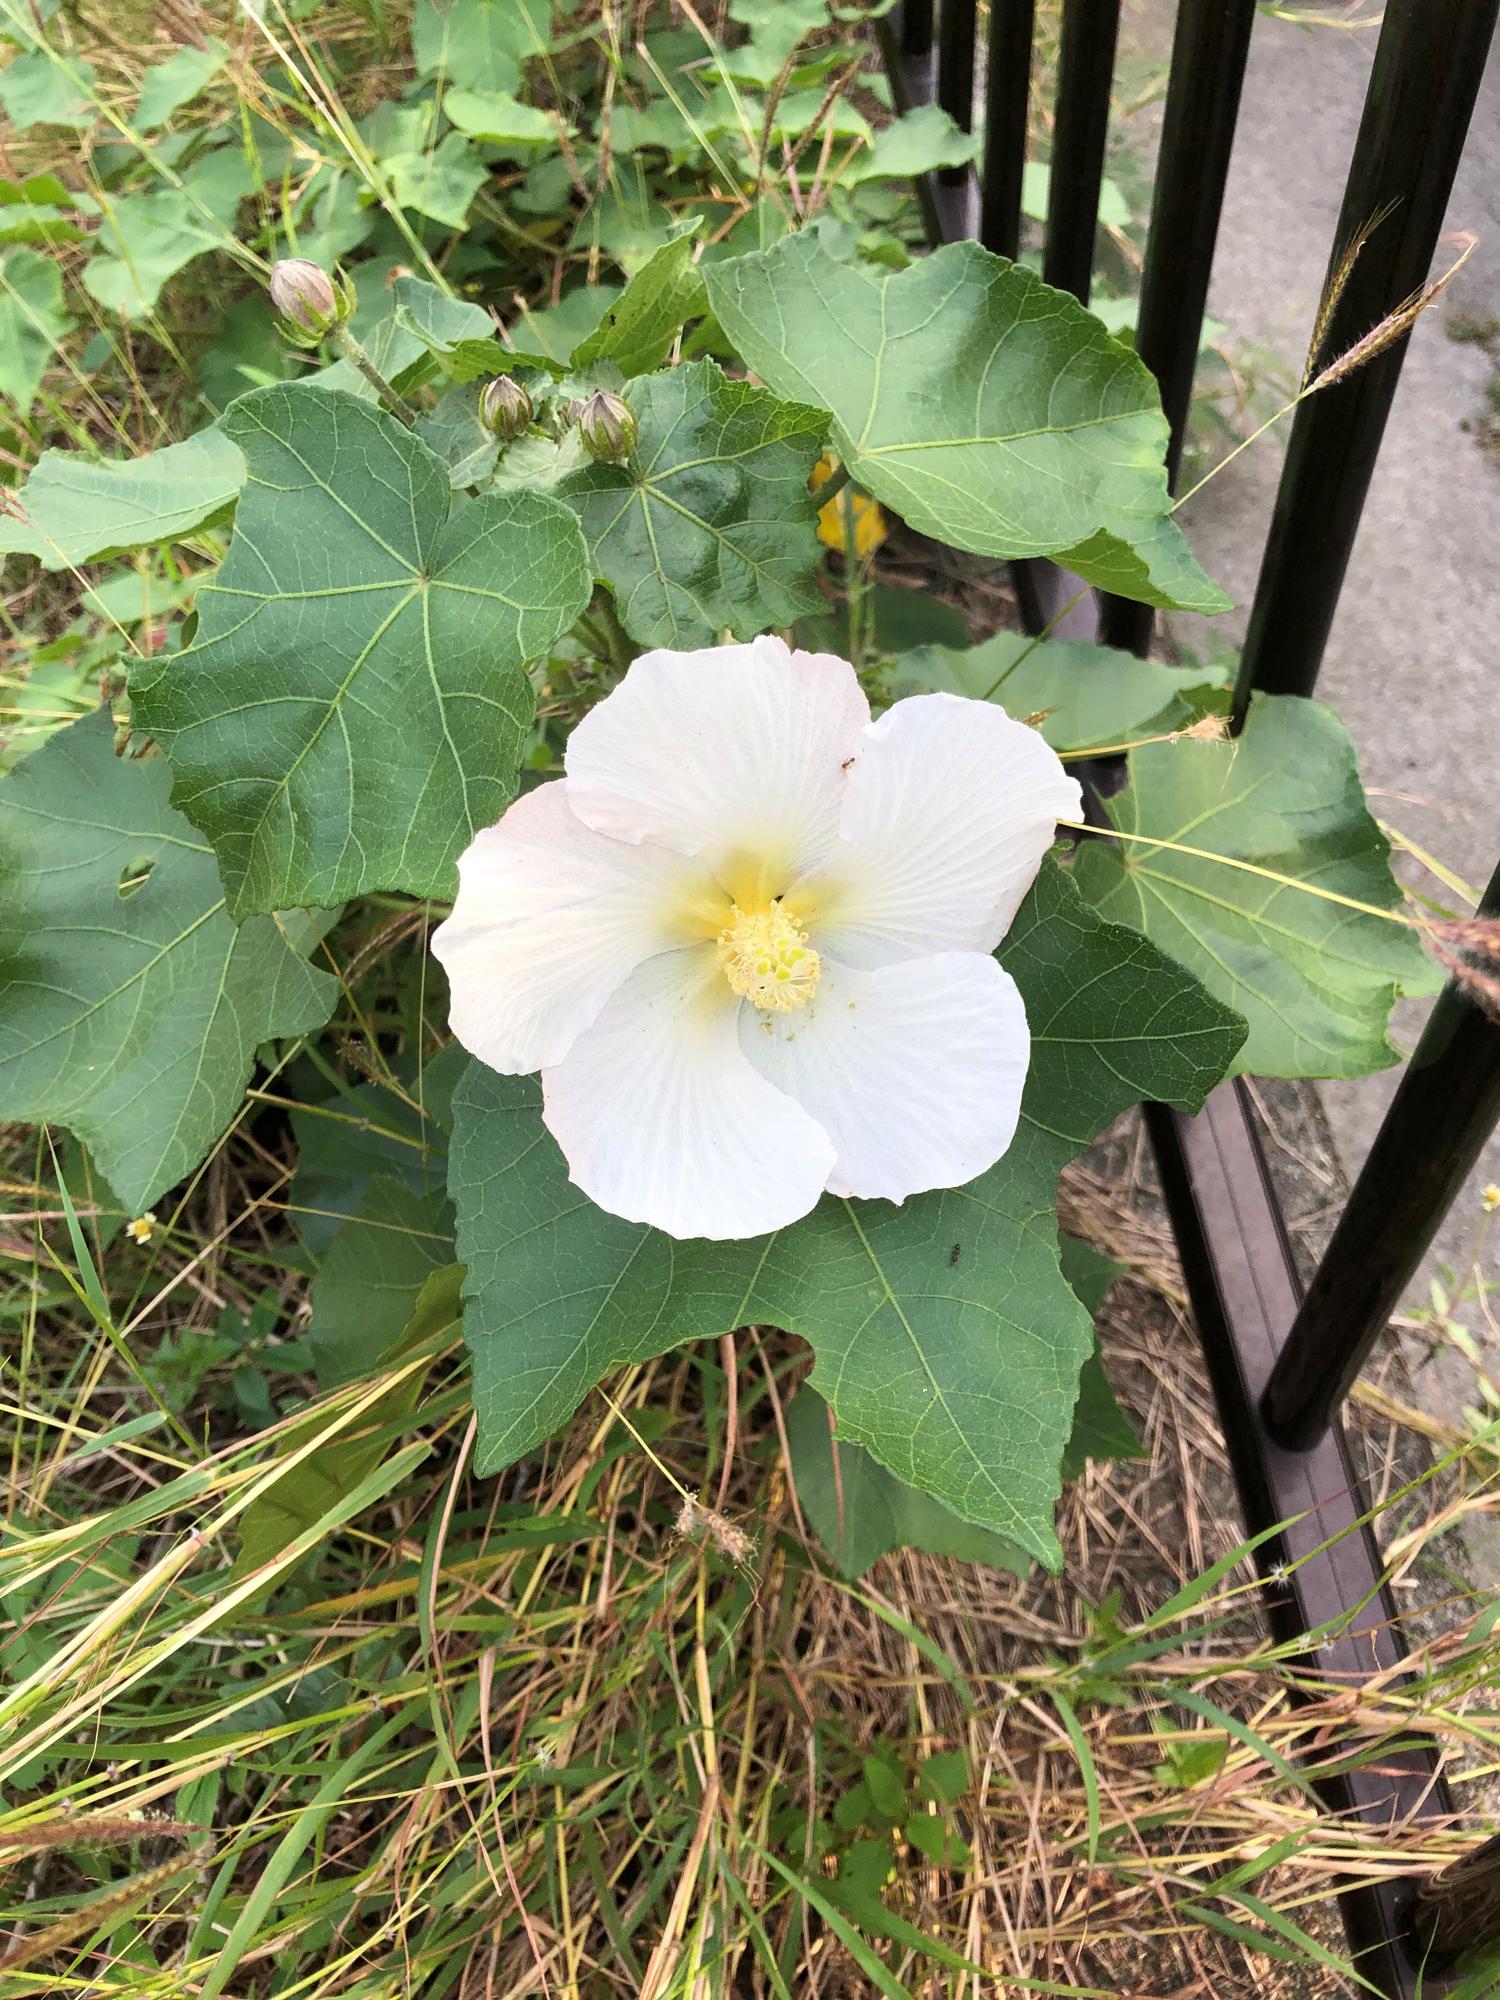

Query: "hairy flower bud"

xmin=577 ymin=389 xmax=638 ymax=465
xmin=480 ymin=374 xmax=533 ymax=440
xmin=269 ymin=258 xmax=355 ymax=346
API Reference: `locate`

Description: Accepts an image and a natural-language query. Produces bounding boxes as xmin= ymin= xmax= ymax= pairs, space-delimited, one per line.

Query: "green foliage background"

xmin=0 ymin=7 xmax=1483 ymax=1990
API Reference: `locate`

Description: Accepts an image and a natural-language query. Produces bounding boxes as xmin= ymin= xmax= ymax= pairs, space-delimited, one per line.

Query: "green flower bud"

xmin=480 ymin=374 xmax=533 ymax=440
xmin=577 ymin=389 xmax=639 ymax=465
xmin=269 ymin=258 xmax=355 ymax=347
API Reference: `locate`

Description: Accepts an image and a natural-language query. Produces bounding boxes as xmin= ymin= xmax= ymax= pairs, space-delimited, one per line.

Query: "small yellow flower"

xmin=811 ymin=452 xmax=886 ymax=560
xmin=126 ymin=1212 xmax=157 ymax=1244
xmin=1483 ymin=1185 xmax=1500 ymax=1214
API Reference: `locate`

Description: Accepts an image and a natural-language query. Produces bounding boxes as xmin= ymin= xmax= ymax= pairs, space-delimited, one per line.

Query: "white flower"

xmin=433 ymin=637 xmax=1082 ymax=1240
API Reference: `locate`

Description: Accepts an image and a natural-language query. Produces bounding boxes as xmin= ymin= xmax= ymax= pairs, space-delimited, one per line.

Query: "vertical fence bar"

xmin=937 ymin=0 xmax=978 ymax=185
xmin=1146 ymin=1087 xmax=1455 ymax=2000
xmin=980 ymin=0 xmax=1034 ymax=261
xmin=902 ymin=0 xmax=934 ymax=59
xmin=883 ymin=1 xmax=978 ymax=254
xmin=1232 ymin=0 xmax=1500 ymax=721
xmin=1096 ymin=0 xmax=1257 ymax=657
xmin=1016 ymin=0 xmax=1121 ymax=636
xmin=1263 ymin=860 xmax=1500 ymax=1451
xmin=1041 ymin=0 xmax=1120 ymax=305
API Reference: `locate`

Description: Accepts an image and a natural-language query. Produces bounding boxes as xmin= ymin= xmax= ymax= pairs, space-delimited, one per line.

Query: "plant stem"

xmin=980 ymin=584 xmax=1093 ymax=700
xmin=1170 ymin=388 xmax=1308 ymax=511
xmin=333 ymin=326 xmax=418 ymax=425
xmin=571 ymin=612 xmax=612 ymax=662
xmin=809 ymin=461 xmax=851 ymax=512
xmin=842 ymin=489 xmax=869 ymax=669
xmin=592 ymin=590 xmax=637 ymax=670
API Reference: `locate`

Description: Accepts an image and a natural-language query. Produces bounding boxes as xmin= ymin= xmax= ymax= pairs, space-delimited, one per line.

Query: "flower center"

xmin=716 ymin=902 xmax=821 ymax=1012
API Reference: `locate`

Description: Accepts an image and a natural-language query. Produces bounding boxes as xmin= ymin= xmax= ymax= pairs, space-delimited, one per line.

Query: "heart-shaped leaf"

xmin=571 ymin=220 xmax=706 ymax=378
xmin=0 ymin=709 xmax=336 ymax=1212
xmin=784 ymin=1386 xmax=1031 ymax=1581
xmin=1075 ymin=693 xmax=1433 ymax=1077
xmin=130 ymin=385 xmax=592 ymax=917
xmin=0 ymin=247 xmax=71 ymax=414
xmin=412 ymin=0 xmax=546 ymax=90
xmin=703 ymin=233 xmax=1229 ymax=613
xmin=556 ymin=357 xmax=827 ymax=647
xmin=0 ymin=427 xmax=244 ymax=568
xmin=890 ymin=633 xmax=1216 ymax=753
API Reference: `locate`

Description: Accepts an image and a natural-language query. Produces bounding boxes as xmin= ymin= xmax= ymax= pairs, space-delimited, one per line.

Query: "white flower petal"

xmin=741 ymin=951 xmax=1029 ymax=1202
xmin=432 ymin=781 xmax=722 ymax=1074
xmin=802 ymin=693 xmax=1083 ymax=968
xmin=564 ymin=636 xmax=870 ymax=896
xmin=542 ymin=946 xmax=837 ymax=1239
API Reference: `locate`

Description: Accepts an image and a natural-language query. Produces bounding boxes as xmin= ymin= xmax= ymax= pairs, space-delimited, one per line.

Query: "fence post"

xmin=937 ymin=0 xmax=977 ymax=185
xmin=1041 ymin=0 xmax=1120 ymax=305
xmin=1232 ymin=0 xmax=1500 ymax=722
xmin=902 ymin=0 xmax=933 ymax=58
xmin=1263 ymin=861 xmax=1500 ymax=1451
xmin=1096 ymin=0 xmax=1257 ymax=656
xmin=980 ymin=0 xmax=1034 ymax=262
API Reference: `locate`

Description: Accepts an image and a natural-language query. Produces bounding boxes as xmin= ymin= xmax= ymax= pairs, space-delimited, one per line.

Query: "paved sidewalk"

xmin=1130 ymin=2 xmax=1500 ymax=1414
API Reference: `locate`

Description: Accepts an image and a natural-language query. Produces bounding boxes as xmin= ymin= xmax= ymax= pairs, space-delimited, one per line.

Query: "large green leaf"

xmin=1075 ymin=694 xmax=1432 ymax=1078
xmin=702 ymin=234 xmax=1229 ymax=613
xmin=384 ymin=132 xmax=487 ymax=229
xmin=571 ymin=220 xmax=706 ymax=377
xmin=449 ymin=860 xmax=1243 ymax=1564
xmin=726 ymin=0 xmax=827 ymax=81
xmin=82 ymin=147 xmax=251 ymax=319
xmin=134 ymin=38 xmax=228 ymax=131
xmin=889 ymin=633 xmax=1216 ymax=753
xmin=0 ymin=174 xmax=90 ymax=247
xmin=390 ymin=274 xmax=509 ymax=386
xmin=442 ymin=86 xmax=559 ymax=148
xmin=0 ymin=49 xmax=97 ymax=130
xmin=0 ymin=709 xmax=336 ymax=1213
xmin=509 ymin=285 xmax=622 ymax=364
xmin=556 ymin=358 xmax=826 ymax=647
xmin=129 ymin=385 xmax=592 ymax=917
xmin=0 ymin=246 xmax=70 ymax=413
xmin=308 ymin=1176 xmax=455 ymax=1387
xmin=0 ymin=427 xmax=243 ymax=569
xmin=840 ymin=103 xmax=977 ymax=185
xmin=412 ymin=0 xmax=545 ymax=90
xmin=785 ymin=1385 xmax=1030 ymax=1581
xmin=786 ymin=1229 xmax=1140 ymax=1580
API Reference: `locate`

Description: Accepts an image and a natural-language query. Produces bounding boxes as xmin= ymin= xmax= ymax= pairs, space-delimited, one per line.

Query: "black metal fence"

xmin=882 ymin=3 xmax=1500 ymax=1991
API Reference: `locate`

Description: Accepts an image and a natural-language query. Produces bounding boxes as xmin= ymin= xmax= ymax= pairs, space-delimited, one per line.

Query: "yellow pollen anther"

xmin=717 ymin=902 xmax=821 ymax=1012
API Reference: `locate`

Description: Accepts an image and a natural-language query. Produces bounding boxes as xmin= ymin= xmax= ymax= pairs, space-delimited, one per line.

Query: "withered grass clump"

xmin=3 ymin=1104 xmax=1496 ymax=1998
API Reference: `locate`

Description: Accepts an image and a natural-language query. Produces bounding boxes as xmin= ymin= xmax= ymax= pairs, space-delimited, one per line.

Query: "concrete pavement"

xmin=1128 ymin=1 xmax=1500 ymax=1415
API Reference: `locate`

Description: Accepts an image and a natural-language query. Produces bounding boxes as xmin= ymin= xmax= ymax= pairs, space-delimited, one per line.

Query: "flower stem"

xmin=980 ymin=584 xmax=1092 ymax=700
xmin=333 ymin=326 xmax=418 ymax=425
xmin=592 ymin=590 xmax=637 ymax=670
xmin=809 ymin=461 xmax=851 ymax=512
xmin=573 ymin=593 xmax=636 ymax=673
xmin=1058 ymin=816 xmax=1427 ymax=928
